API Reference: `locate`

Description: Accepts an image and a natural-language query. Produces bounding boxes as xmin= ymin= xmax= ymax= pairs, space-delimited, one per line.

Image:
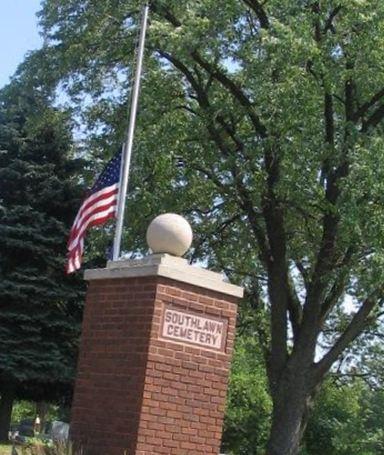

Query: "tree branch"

xmin=158 ymin=50 xmax=271 ymax=270
xmin=287 ymin=278 xmax=303 ymax=342
xmin=352 ymin=87 xmax=384 ymax=121
xmin=262 ymin=145 xmax=290 ymax=387
xmin=295 ymin=260 xmax=310 ymax=290
xmin=295 ymin=27 xmax=352 ymax=361
xmin=174 ymin=105 xmax=198 ymax=116
xmin=232 ymin=177 xmax=270 ymax=266
xmin=242 ymin=0 xmax=270 ymax=29
xmin=190 ymin=214 xmax=242 ymax=263
xmin=323 ymin=5 xmax=342 ymax=34
xmin=319 ymin=248 xmax=354 ymax=323
xmin=324 ymin=92 xmax=335 ymax=147
xmin=153 ymin=2 xmax=268 ymax=138
xmin=183 ymin=202 xmax=225 ymax=217
xmin=362 ymin=104 xmax=384 ymax=133
xmin=156 ymin=50 xmax=201 ymax=95
xmin=215 ymin=114 xmax=258 ymax=166
xmin=190 ymin=51 xmax=268 ymax=138
xmin=314 ymin=293 xmax=381 ymax=381
xmin=241 ymin=287 xmax=271 ymax=361
xmin=320 ymin=92 xmax=335 ymax=186
xmin=215 ymin=115 xmax=244 ymax=153
xmin=192 ymin=164 xmax=234 ymax=195
xmin=150 ymin=1 xmax=181 ymax=27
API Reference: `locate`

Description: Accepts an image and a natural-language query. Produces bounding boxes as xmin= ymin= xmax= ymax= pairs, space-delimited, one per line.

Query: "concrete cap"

xmin=84 ymin=254 xmax=244 ymax=298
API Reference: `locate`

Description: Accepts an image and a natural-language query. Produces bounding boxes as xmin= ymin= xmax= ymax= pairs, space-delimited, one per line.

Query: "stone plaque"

xmin=161 ymin=307 xmax=227 ymax=351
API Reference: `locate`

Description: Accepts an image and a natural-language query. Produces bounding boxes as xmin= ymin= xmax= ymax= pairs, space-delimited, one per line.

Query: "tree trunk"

xmin=36 ymin=401 xmax=49 ymax=433
xmin=0 ymin=382 xmax=16 ymax=443
xmin=266 ymin=375 xmax=312 ymax=455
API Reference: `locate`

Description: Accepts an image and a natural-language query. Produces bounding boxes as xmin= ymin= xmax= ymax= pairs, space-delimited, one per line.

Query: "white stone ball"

xmin=146 ymin=213 xmax=193 ymax=257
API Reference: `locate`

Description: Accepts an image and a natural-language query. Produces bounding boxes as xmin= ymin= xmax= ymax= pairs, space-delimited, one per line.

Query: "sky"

xmin=0 ymin=0 xmax=43 ymax=88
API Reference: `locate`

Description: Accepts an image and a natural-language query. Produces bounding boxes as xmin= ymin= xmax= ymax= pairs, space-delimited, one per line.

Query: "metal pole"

xmin=113 ymin=3 xmax=149 ymax=261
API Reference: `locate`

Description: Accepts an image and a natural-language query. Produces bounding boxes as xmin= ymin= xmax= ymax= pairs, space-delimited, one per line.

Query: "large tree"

xmin=34 ymin=0 xmax=384 ymax=453
xmin=0 ymin=80 xmax=85 ymax=441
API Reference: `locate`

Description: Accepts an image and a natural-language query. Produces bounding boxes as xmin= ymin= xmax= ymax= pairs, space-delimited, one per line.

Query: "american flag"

xmin=66 ymin=151 xmax=122 ymax=274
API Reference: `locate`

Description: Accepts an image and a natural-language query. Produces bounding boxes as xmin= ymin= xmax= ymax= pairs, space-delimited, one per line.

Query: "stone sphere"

xmin=146 ymin=213 xmax=193 ymax=257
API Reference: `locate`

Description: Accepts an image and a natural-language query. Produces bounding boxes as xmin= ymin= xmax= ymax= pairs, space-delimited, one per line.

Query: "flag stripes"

xmin=66 ymin=152 xmax=122 ymax=274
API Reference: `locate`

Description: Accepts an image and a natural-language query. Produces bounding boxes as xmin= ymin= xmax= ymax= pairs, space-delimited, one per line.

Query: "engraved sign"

xmin=161 ymin=308 xmax=226 ymax=351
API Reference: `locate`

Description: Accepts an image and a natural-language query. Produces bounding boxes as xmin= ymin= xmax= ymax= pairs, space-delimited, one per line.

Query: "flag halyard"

xmin=66 ymin=151 xmax=122 ymax=274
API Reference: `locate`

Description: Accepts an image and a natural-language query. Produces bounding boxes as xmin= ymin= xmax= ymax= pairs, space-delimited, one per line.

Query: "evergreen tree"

xmin=0 ymin=81 xmax=85 ymax=441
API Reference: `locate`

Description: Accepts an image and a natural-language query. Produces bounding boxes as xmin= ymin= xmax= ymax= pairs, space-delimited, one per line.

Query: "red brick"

xmin=71 ymin=274 xmax=239 ymax=454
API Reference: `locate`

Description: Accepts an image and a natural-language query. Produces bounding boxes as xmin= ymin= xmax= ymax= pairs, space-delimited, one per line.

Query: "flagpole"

xmin=113 ymin=3 xmax=149 ymax=261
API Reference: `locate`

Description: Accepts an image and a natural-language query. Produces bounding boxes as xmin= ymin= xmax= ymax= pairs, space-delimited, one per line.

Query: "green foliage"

xmin=23 ymin=0 xmax=384 ymax=451
xmin=11 ymin=402 xmax=62 ymax=425
xmin=32 ymin=0 xmax=384 ymax=299
xmin=11 ymin=401 xmax=36 ymax=424
xmin=223 ymin=366 xmax=384 ymax=455
xmin=0 ymin=80 xmax=85 ymax=399
xmin=222 ymin=332 xmax=271 ymax=454
xmin=303 ymin=380 xmax=384 ymax=455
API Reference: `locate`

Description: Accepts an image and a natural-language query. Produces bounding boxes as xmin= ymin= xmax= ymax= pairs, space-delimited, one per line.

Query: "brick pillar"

xmin=71 ymin=254 xmax=243 ymax=455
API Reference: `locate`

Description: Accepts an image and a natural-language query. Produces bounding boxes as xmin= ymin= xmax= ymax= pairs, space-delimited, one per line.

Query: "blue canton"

xmin=91 ymin=151 xmax=122 ymax=194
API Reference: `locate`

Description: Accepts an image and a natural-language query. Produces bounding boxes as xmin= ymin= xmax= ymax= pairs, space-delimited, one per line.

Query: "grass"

xmin=0 ymin=442 xmax=82 ymax=455
xmin=0 ymin=442 xmax=84 ymax=455
xmin=0 ymin=444 xmax=11 ymax=455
